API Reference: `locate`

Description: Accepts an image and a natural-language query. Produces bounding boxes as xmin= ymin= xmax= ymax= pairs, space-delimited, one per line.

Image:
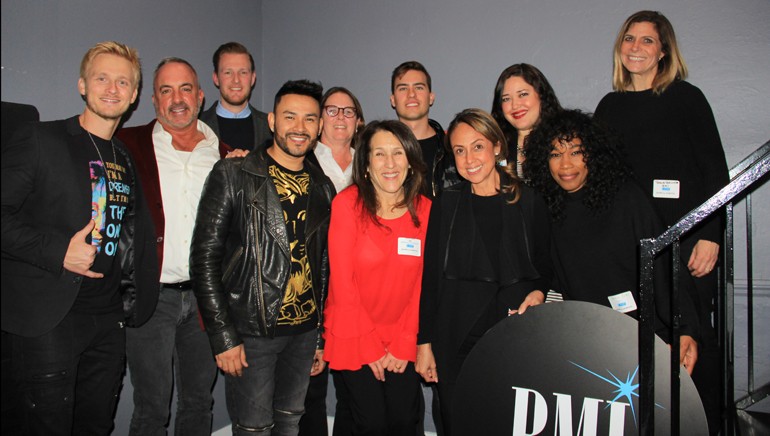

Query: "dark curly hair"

xmin=523 ymin=109 xmax=631 ymax=222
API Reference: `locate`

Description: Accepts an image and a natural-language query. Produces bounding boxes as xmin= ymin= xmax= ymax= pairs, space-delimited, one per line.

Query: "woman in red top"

xmin=323 ymin=120 xmax=431 ymax=435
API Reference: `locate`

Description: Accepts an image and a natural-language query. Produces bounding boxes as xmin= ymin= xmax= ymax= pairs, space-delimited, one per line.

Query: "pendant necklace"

xmin=87 ymin=131 xmax=116 ymax=183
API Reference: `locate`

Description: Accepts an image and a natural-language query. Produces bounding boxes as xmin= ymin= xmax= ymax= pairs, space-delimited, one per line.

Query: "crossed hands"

xmin=368 ymin=351 xmax=408 ymax=382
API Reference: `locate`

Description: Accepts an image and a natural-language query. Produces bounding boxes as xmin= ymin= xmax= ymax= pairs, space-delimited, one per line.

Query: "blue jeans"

xmin=126 ymin=287 xmax=217 ymax=436
xmin=9 ymin=310 xmax=126 ymax=435
xmin=226 ymin=329 xmax=317 ymax=436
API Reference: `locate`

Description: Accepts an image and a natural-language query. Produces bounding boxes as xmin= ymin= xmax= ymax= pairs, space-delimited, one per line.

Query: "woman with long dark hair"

xmin=323 ymin=120 xmax=431 ymax=435
xmin=491 ymin=63 xmax=563 ymax=178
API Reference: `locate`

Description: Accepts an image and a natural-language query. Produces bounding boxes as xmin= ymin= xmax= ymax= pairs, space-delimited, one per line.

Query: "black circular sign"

xmin=453 ymin=301 xmax=707 ymax=435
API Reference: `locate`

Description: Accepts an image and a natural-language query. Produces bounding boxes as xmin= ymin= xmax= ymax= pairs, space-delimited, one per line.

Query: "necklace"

xmin=87 ymin=132 xmax=117 ymax=183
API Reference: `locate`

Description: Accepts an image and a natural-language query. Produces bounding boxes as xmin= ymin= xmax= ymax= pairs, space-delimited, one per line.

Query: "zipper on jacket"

xmin=304 ymin=184 xmax=329 ymax=332
xmin=223 ymin=246 xmax=244 ymax=282
xmin=252 ymin=205 xmax=268 ymax=336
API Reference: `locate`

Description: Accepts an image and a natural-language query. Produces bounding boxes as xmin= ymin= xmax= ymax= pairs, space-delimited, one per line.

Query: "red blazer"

xmin=116 ymin=120 xmax=231 ymax=267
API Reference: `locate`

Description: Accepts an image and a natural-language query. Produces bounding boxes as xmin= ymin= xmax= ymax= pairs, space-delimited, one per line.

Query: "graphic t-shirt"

xmin=71 ymin=133 xmax=132 ymax=315
xmin=267 ymin=156 xmax=317 ymax=335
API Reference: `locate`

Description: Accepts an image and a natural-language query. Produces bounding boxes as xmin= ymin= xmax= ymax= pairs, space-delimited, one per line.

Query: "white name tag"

xmin=652 ymin=179 xmax=680 ymax=199
xmin=608 ymin=291 xmax=638 ymax=314
xmin=397 ymin=237 xmax=421 ymax=257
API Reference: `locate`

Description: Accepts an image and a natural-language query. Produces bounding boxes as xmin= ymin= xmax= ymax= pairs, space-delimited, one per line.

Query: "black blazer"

xmin=1 ymin=116 xmax=159 ymax=336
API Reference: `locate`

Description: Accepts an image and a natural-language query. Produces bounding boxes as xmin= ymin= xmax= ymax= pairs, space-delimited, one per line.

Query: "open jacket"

xmin=116 ymin=119 xmax=231 ymax=268
xmin=2 ymin=116 xmax=159 ymax=336
xmin=427 ymin=118 xmax=461 ymax=197
xmin=190 ymin=147 xmax=334 ymax=355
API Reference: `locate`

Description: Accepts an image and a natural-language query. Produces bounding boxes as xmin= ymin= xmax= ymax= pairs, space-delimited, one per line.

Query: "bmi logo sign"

xmin=453 ymin=301 xmax=706 ymax=435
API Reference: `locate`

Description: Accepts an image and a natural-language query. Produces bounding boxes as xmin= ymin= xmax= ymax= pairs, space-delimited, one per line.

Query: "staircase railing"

xmin=637 ymin=139 xmax=770 ymax=435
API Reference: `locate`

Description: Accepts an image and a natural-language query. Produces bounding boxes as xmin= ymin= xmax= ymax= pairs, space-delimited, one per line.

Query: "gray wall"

xmin=1 ymin=0 xmax=266 ymax=126
xmin=3 ymin=0 xmax=769 ymax=432
xmin=259 ymin=0 xmax=770 ymax=291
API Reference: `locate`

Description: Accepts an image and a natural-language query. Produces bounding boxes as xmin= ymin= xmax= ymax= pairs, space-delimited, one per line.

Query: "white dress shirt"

xmin=313 ymin=141 xmax=354 ymax=193
xmin=153 ymin=120 xmax=220 ymax=283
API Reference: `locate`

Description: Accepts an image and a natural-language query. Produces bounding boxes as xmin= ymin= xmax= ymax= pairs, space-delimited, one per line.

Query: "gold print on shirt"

xmin=277 ymin=240 xmax=317 ymax=325
xmin=270 ymin=164 xmax=315 ymax=327
xmin=270 ymin=165 xmax=310 ymax=205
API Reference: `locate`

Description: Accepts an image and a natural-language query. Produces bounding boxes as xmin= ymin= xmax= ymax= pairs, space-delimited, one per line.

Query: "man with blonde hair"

xmin=1 ymin=41 xmax=158 ymax=435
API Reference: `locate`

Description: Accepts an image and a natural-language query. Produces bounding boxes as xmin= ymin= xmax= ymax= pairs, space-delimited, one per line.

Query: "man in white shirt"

xmin=116 ymin=57 xmax=231 ymax=436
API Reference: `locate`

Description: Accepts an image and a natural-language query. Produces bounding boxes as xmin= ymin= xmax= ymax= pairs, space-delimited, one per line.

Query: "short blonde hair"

xmin=611 ymin=11 xmax=688 ymax=94
xmin=80 ymin=41 xmax=141 ymax=89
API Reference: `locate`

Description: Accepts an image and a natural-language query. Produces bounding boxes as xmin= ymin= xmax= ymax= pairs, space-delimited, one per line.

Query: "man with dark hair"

xmin=192 ymin=79 xmax=334 ymax=436
xmin=200 ymin=42 xmax=272 ymax=151
xmin=1 ymin=41 xmax=158 ymax=435
xmin=116 ymin=57 xmax=231 ymax=436
xmin=390 ymin=60 xmax=459 ymax=198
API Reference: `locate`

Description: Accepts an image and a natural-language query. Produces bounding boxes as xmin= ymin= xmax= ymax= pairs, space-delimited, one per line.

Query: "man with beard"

xmin=116 ymin=58 xmax=229 ymax=436
xmin=200 ymin=42 xmax=272 ymax=151
xmin=191 ymin=80 xmax=334 ymax=436
xmin=1 ymin=41 xmax=158 ymax=435
xmin=390 ymin=61 xmax=459 ymax=198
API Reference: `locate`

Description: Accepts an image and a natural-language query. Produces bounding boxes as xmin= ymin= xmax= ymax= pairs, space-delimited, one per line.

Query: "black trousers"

xmin=8 ymin=310 xmax=126 ymax=435
xmin=299 ymin=367 xmax=354 ymax=436
xmin=340 ymin=363 xmax=420 ymax=436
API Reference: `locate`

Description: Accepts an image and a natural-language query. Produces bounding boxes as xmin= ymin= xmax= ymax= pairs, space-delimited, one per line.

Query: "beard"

xmin=222 ymin=91 xmax=250 ymax=108
xmin=157 ymin=102 xmax=201 ymax=130
xmin=274 ymin=130 xmax=317 ymax=158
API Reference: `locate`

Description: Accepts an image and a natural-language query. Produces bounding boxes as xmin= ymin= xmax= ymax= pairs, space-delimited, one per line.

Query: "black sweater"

xmin=550 ymin=181 xmax=699 ymax=340
xmin=594 ymin=80 xmax=729 ymax=245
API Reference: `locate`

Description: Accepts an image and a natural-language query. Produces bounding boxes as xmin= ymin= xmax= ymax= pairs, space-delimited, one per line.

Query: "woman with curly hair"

xmin=490 ymin=63 xmax=563 ymax=178
xmin=525 ymin=109 xmax=699 ymax=373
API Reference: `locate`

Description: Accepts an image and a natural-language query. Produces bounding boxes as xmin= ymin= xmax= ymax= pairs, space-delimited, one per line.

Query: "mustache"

xmin=169 ymin=103 xmax=190 ymax=112
xmin=285 ymin=131 xmax=311 ymax=140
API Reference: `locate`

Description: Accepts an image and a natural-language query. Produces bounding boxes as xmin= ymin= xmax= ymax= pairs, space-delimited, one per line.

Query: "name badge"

xmin=608 ymin=291 xmax=638 ymax=314
xmin=397 ymin=237 xmax=421 ymax=257
xmin=652 ymin=179 xmax=680 ymax=199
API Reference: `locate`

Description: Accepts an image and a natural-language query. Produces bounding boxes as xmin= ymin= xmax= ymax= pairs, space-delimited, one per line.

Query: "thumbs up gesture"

xmin=62 ymin=220 xmax=104 ymax=278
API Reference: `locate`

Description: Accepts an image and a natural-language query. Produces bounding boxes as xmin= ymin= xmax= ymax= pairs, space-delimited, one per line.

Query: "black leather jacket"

xmin=428 ymin=118 xmax=461 ymax=197
xmin=191 ymin=148 xmax=334 ymax=355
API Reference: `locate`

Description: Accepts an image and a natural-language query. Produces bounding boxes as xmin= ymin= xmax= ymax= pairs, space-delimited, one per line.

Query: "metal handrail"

xmin=637 ymin=139 xmax=770 ymax=435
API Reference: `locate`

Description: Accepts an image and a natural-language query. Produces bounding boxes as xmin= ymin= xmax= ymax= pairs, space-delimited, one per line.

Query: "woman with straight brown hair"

xmin=594 ymin=10 xmax=729 ymax=434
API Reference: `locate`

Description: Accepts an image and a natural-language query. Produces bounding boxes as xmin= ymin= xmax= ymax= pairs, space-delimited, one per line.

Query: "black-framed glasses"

xmin=324 ymin=105 xmax=357 ymax=118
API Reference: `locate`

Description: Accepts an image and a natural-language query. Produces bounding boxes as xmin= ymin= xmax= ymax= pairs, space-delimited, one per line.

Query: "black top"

xmin=594 ymin=80 xmax=729 ymax=245
xmin=550 ymin=181 xmax=699 ymax=340
xmin=70 ymin=133 xmax=132 ymax=315
xmin=419 ymin=180 xmax=552 ymax=380
xmin=217 ymin=115 xmax=255 ymax=151
xmin=419 ymin=134 xmax=440 ymax=197
xmin=266 ymin=156 xmax=318 ymax=336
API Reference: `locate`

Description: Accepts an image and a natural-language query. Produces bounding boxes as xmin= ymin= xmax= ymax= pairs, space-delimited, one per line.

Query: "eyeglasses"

xmin=324 ymin=105 xmax=357 ymax=118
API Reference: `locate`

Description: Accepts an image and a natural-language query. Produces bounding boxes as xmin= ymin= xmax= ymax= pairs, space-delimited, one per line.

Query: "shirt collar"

xmin=216 ymin=101 xmax=252 ymax=119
